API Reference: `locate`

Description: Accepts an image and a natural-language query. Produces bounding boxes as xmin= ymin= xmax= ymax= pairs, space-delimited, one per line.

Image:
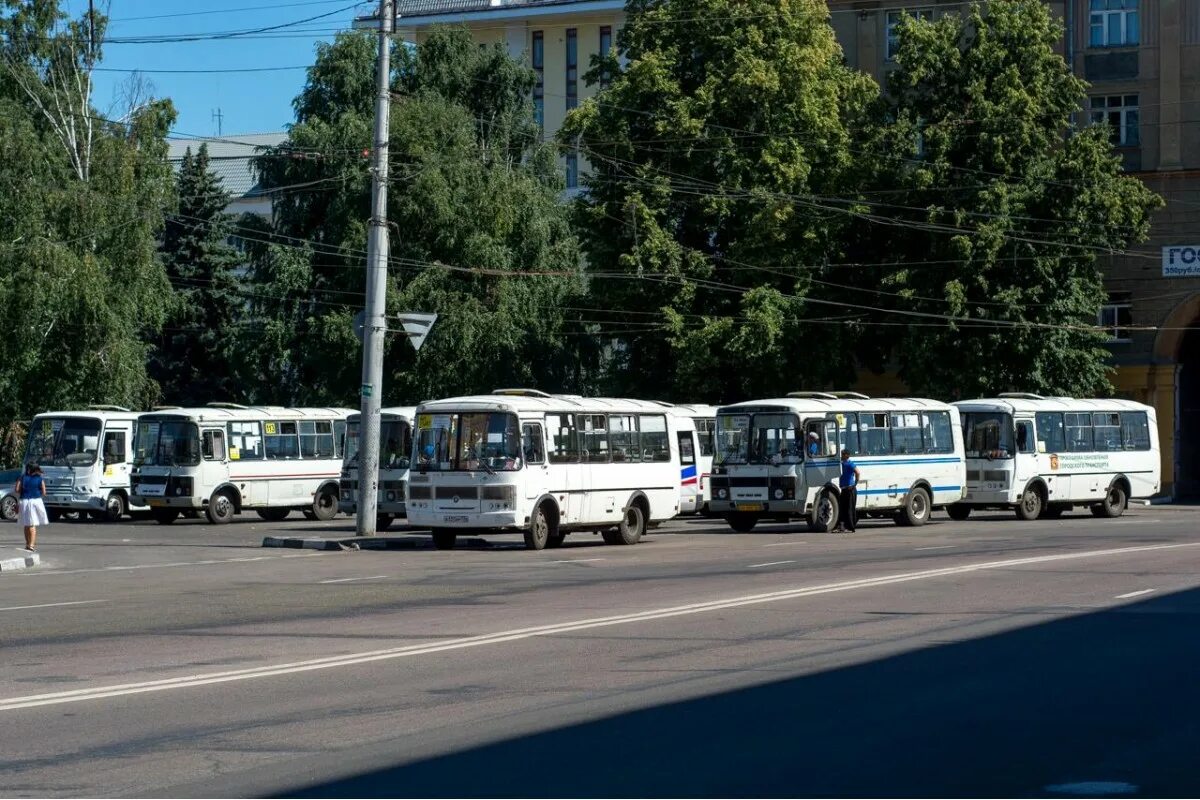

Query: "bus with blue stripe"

xmin=710 ymin=393 xmax=966 ymax=533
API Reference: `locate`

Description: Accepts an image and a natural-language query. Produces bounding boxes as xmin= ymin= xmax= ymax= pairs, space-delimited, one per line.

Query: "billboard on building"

xmin=1163 ymin=246 xmax=1200 ymax=278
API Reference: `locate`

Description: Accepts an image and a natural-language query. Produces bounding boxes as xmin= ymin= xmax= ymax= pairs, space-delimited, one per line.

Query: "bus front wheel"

xmin=206 ymin=491 xmax=236 ymax=525
xmin=807 ymin=492 xmax=839 ymax=533
xmin=525 ymin=504 xmax=556 ymax=550
xmin=1014 ymin=485 xmax=1043 ymax=521
xmin=727 ymin=511 xmax=760 ymax=534
xmin=946 ymin=503 xmax=971 ymax=521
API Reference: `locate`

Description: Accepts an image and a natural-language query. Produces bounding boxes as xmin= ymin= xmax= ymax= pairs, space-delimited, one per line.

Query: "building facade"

xmin=387 ymin=0 xmax=1200 ymax=496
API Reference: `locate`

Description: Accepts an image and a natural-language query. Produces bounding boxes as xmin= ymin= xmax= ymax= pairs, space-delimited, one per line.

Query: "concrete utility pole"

xmin=356 ymin=0 xmax=394 ymax=537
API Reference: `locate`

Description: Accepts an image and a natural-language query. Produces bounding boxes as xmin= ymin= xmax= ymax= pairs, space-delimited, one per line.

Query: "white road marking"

xmin=914 ymin=545 xmax=956 ymax=551
xmin=1 ymin=541 xmax=1197 ymax=712
xmin=0 ymin=600 xmax=107 ymax=613
xmin=748 ymin=560 xmax=796 ymax=568
xmin=319 ymin=575 xmax=389 ymax=584
xmin=10 ymin=552 xmax=324 ymax=577
xmin=1114 ymin=588 xmax=1155 ymax=599
xmin=763 ymin=541 xmax=807 ymax=547
xmin=548 ymin=558 xmax=606 ymax=564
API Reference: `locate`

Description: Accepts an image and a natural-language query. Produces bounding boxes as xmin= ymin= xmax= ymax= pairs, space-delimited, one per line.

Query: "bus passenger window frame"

xmin=1015 ymin=420 xmax=1035 ymax=454
xmin=202 ymin=429 xmax=226 ymax=461
xmin=102 ymin=430 xmax=127 ymax=464
xmin=522 ymin=423 xmax=545 ymax=465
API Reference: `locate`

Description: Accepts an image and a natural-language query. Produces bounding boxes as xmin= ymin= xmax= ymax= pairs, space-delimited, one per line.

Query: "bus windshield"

xmin=415 ymin=412 xmax=521 ymax=472
xmin=715 ymin=415 xmax=750 ymax=465
xmin=345 ymin=419 xmax=412 ymax=470
xmin=963 ymin=412 xmax=1014 ymax=459
xmin=25 ymin=417 xmax=102 ymax=467
xmin=134 ymin=420 xmax=201 ymax=467
xmin=715 ymin=412 xmax=802 ymax=465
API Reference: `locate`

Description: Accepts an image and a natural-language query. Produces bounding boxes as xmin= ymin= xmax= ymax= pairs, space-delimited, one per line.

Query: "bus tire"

xmin=256 ymin=508 xmax=291 ymax=522
xmin=726 ymin=512 xmax=759 ymax=533
xmin=1093 ymin=483 xmax=1128 ymax=518
xmin=897 ymin=487 xmax=931 ymax=527
xmin=611 ymin=503 xmax=645 ymax=545
xmin=946 ymin=503 xmax=972 ymax=521
xmin=807 ymin=491 xmax=839 ymax=533
xmin=1014 ymin=484 xmax=1043 ymax=521
xmin=524 ymin=503 xmax=556 ymax=550
xmin=206 ymin=490 xmax=236 ymax=525
xmin=376 ymin=514 xmax=395 ymax=531
xmin=100 ymin=491 xmax=126 ymax=522
xmin=431 ymin=529 xmax=457 ymax=550
xmin=311 ymin=486 xmax=339 ymax=522
xmin=302 ymin=510 xmax=317 ymax=520
xmin=151 ymin=509 xmax=179 ymax=525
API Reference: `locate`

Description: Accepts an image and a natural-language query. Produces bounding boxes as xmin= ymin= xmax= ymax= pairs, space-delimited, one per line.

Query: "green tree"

xmin=150 ymin=144 xmax=244 ymax=405
xmin=560 ymin=0 xmax=880 ymax=402
xmin=873 ymin=0 xmax=1162 ymax=398
xmin=0 ymin=0 xmax=175 ymax=420
xmin=242 ymin=28 xmax=588 ymax=406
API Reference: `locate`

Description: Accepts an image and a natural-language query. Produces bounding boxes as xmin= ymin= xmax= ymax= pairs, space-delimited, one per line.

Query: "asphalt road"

xmin=1 ymin=507 xmax=1198 ymax=797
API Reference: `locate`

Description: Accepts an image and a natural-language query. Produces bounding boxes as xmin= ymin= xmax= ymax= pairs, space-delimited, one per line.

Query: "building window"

xmin=1089 ymin=94 xmax=1139 ymax=146
xmin=565 ymin=151 xmax=579 ymax=189
xmin=1098 ymin=293 xmax=1132 ymax=342
xmin=599 ymin=26 xmax=613 ymax=89
xmin=566 ymin=28 xmax=578 ymax=111
xmin=886 ymin=8 xmax=934 ymax=61
xmin=1089 ymin=0 xmax=1139 ymax=48
xmin=532 ymin=31 xmax=544 ymax=129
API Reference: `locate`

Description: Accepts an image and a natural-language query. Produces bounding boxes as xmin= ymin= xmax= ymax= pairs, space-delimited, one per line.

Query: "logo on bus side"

xmin=1049 ymin=455 xmax=1059 ymax=470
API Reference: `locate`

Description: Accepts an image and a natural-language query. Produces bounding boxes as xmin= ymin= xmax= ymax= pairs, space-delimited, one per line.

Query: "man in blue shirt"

xmin=835 ymin=449 xmax=860 ymax=533
xmin=807 ymin=431 xmax=821 ymax=457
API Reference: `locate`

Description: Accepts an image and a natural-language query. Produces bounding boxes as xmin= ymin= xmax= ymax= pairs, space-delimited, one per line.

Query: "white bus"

xmin=338 ymin=406 xmax=417 ymax=530
xmin=130 ymin=404 xmax=351 ymax=525
xmin=711 ymin=393 xmax=965 ymax=532
xmin=405 ymin=390 xmax=702 ymax=550
xmin=23 ymin=406 xmax=147 ymax=521
xmin=669 ymin=403 xmax=719 ymax=514
xmin=950 ymin=394 xmax=1160 ymax=520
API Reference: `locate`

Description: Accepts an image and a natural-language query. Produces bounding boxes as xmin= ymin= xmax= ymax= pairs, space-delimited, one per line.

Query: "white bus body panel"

xmin=952 ymin=398 xmax=1160 ymax=509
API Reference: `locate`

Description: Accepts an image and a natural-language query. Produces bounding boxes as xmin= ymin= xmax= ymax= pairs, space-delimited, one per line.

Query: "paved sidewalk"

xmin=0 ymin=545 xmax=39 ymax=572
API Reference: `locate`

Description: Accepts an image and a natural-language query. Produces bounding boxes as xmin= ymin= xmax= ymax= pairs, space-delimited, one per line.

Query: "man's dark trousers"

xmin=840 ymin=486 xmax=857 ymax=532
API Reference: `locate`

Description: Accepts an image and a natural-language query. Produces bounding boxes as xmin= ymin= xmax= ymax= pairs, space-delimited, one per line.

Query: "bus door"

xmin=1013 ymin=417 xmax=1040 ymax=494
xmin=522 ymin=422 xmax=548 ymax=501
xmin=677 ymin=429 xmax=699 ymax=514
xmin=99 ymin=423 xmax=132 ymax=492
xmin=200 ymin=427 xmax=228 ymax=496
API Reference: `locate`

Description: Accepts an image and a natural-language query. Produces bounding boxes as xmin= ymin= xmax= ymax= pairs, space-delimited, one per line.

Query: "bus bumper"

xmin=407 ymin=510 xmax=523 ymax=529
xmin=130 ymin=495 xmax=204 ymax=510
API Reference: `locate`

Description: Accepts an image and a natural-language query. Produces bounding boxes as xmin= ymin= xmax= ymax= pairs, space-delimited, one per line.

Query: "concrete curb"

xmin=0 ymin=551 xmax=40 ymax=572
xmin=262 ymin=536 xmax=489 ymax=551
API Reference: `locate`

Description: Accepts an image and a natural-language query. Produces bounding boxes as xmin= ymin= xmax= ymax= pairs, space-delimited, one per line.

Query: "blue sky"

xmin=65 ymin=0 xmax=373 ymax=137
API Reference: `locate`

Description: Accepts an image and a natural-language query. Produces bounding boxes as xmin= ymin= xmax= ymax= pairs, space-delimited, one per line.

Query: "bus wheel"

xmin=946 ymin=503 xmax=972 ymax=521
xmin=524 ymin=504 xmax=554 ymax=550
xmin=311 ymin=487 xmax=338 ymax=522
xmin=431 ymin=529 xmax=457 ymax=550
xmin=206 ymin=491 xmax=236 ymax=525
xmin=151 ymin=509 xmax=179 ymax=525
xmin=100 ymin=492 xmax=126 ymax=522
xmin=897 ymin=487 xmax=931 ymax=527
xmin=256 ymin=508 xmax=290 ymax=522
xmin=611 ymin=503 xmax=645 ymax=545
xmin=807 ymin=492 xmax=839 ymax=533
xmin=726 ymin=512 xmax=759 ymax=533
xmin=1093 ymin=484 xmax=1128 ymax=518
xmin=1014 ymin=485 xmax=1043 ymax=521
xmin=376 ymin=514 xmax=395 ymax=531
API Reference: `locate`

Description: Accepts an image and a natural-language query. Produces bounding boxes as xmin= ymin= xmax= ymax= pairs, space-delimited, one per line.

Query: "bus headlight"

xmin=717 ymin=488 xmax=728 ymax=499
xmin=482 ymin=484 xmax=516 ymax=510
xmin=385 ymin=491 xmax=396 ymax=502
xmin=774 ymin=489 xmax=784 ymax=500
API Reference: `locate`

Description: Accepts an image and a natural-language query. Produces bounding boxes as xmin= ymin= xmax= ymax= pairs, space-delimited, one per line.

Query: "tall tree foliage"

xmin=242 ymin=28 xmax=587 ymax=406
xmin=560 ymin=0 xmax=880 ymax=402
xmin=874 ymin=0 xmax=1162 ymax=398
xmin=0 ymin=0 xmax=175 ymax=420
xmin=150 ymin=144 xmax=244 ymax=405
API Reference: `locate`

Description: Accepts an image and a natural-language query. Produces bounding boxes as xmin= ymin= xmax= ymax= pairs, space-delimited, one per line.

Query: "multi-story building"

xmin=167 ymin=132 xmax=287 ymax=217
xmin=380 ymin=0 xmax=1199 ymax=496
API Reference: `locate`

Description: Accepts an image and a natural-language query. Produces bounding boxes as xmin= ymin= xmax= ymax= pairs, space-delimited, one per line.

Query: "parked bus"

xmin=130 ymin=404 xmax=351 ymax=525
xmin=405 ymin=390 xmax=702 ymax=550
xmin=23 ymin=406 xmax=146 ymax=521
xmin=711 ymin=393 xmax=965 ymax=532
xmin=338 ymin=406 xmax=417 ymax=530
xmin=669 ymin=403 xmax=719 ymax=514
xmin=950 ymin=394 xmax=1160 ymax=520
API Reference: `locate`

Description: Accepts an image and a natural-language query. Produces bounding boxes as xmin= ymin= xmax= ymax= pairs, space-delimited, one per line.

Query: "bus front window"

xmin=963 ymin=412 xmax=1014 ymax=458
xmin=715 ymin=415 xmax=750 ymax=465
xmin=134 ymin=421 xmax=201 ymax=467
xmin=416 ymin=413 xmax=520 ymax=471
xmin=345 ymin=420 xmax=412 ymax=469
xmin=750 ymin=414 xmax=801 ymax=464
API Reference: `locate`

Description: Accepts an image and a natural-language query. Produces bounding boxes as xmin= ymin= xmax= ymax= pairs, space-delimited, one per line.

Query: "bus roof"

xmin=716 ymin=396 xmax=953 ymax=415
xmin=952 ymin=396 xmax=1155 ymax=414
xmin=32 ymin=409 xmax=140 ymax=422
xmin=417 ymin=391 xmax=705 ymax=416
xmin=346 ymin=406 xmax=417 ymax=422
xmin=136 ymin=405 xmax=353 ymax=423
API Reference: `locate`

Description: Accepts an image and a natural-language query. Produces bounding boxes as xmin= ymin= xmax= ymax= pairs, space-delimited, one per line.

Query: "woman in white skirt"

xmin=16 ymin=462 xmax=48 ymax=552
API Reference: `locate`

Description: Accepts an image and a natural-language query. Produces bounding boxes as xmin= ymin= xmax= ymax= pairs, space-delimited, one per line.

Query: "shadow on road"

xmin=285 ymin=587 xmax=1200 ymax=798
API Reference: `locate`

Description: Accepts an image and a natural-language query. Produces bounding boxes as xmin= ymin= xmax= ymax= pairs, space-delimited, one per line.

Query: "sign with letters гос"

xmin=1162 ymin=245 xmax=1200 ymax=277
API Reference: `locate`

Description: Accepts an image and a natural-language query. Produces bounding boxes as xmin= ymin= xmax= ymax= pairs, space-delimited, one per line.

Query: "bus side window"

xmin=522 ymin=423 xmax=545 ymax=464
xmin=103 ymin=431 xmax=126 ymax=464
xmin=639 ymin=415 xmax=670 ymax=461
xmin=1016 ymin=420 xmax=1035 ymax=454
xmin=203 ymin=430 xmax=226 ymax=461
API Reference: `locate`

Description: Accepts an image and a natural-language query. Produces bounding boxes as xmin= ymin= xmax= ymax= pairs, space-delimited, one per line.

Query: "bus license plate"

xmin=147 ymin=498 xmax=164 ymax=507
xmin=736 ymin=503 xmax=763 ymax=512
xmin=443 ymin=515 xmax=469 ymax=523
